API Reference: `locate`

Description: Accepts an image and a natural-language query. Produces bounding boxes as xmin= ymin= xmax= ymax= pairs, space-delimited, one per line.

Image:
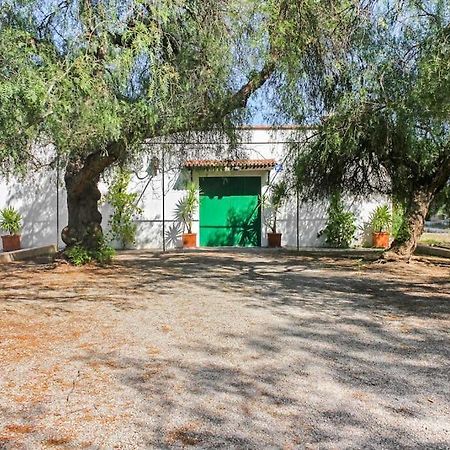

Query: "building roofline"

xmin=184 ymin=159 xmax=276 ymax=170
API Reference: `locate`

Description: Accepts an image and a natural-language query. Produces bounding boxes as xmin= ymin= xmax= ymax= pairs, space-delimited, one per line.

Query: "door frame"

xmin=191 ymin=169 xmax=270 ymax=247
xmin=198 ymin=175 xmax=262 ymax=247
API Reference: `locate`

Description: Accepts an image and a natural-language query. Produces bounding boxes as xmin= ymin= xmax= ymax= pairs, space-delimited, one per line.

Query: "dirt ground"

xmin=0 ymin=250 xmax=449 ymax=449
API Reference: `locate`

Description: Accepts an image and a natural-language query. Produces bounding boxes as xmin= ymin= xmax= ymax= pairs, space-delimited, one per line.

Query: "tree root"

xmin=379 ymin=249 xmax=413 ymax=263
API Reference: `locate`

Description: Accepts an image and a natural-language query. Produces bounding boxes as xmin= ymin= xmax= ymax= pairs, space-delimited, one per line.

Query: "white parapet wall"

xmin=0 ymin=127 xmax=389 ymax=250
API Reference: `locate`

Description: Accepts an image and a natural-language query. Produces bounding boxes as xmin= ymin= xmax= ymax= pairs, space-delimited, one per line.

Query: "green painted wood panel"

xmin=199 ymin=177 xmax=261 ymax=247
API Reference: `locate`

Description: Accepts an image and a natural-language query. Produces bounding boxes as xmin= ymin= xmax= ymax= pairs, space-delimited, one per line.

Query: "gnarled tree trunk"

xmin=384 ymin=189 xmax=434 ymax=260
xmin=384 ymin=160 xmax=450 ymax=260
xmin=62 ymin=150 xmax=118 ymax=250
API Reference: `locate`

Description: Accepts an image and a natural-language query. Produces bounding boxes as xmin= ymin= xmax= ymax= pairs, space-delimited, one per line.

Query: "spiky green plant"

xmin=177 ymin=182 xmax=200 ymax=234
xmin=0 ymin=207 xmax=22 ymax=235
xmin=266 ymin=180 xmax=289 ymax=234
xmin=369 ymin=205 xmax=392 ymax=233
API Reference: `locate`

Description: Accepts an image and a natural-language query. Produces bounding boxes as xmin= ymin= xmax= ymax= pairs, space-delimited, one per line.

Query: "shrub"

xmin=392 ymin=202 xmax=410 ymax=243
xmin=92 ymin=241 xmax=116 ymax=265
xmin=319 ymin=193 xmax=356 ymax=248
xmin=0 ymin=207 xmax=22 ymax=235
xmin=66 ymin=245 xmax=92 ymax=266
xmin=105 ymin=170 xmax=142 ymax=249
xmin=65 ymin=240 xmax=115 ymax=266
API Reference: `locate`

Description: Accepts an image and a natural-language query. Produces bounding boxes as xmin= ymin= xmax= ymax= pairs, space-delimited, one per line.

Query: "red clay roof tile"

xmin=184 ymin=159 xmax=276 ymax=170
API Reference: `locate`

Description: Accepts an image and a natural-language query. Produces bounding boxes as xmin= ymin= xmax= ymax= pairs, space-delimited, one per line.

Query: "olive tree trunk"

xmin=61 ymin=150 xmax=118 ymax=250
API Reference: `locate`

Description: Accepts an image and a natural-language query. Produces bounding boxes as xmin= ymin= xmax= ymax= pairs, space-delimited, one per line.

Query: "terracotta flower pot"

xmin=1 ymin=234 xmax=21 ymax=252
xmin=182 ymin=233 xmax=197 ymax=248
xmin=372 ymin=232 xmax=390 ymax=249
xmin=267 ymin=232 xmax=282 ymax=248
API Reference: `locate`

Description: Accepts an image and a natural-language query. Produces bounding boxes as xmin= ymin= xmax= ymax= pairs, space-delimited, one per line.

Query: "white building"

xmin=0 ymin=127 xmax=384 ymax=250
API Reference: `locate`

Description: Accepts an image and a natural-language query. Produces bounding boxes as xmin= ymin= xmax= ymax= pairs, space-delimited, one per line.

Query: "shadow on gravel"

xmin=61 ymin=251 xmax=449 ymax=448
xmin=79 ymin=313 xmax=449 ymax=449
xmin=108 ymin=251 xmax=450 ymax=317
xmin=2 ymin=250 xmax=449 ymax=448
xmin=127 ymin=253 xmax=449 ymax=447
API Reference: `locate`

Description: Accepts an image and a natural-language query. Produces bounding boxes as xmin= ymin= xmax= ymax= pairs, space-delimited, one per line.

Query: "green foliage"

xmin=65 ymin=245 xmax=92 ymax=266
xmin=177 ymin=182 xmax=200 ymax=234
xmin=392 ymin=202 xmax=410 ymax=243
xmin=0 ymin=0 xmax=261 ymax=172
xmin=265 ymin=180 xmax=289 ymax=233
xmin=105 ymin=170 xmax=142 ymax=249
xmin=319 ymin=193 xmax=356 ymax=248
xmin=369 ymin=205 xmax=392 ymax=233
xmin=429 ymin=184 xmax=450 ymax=218
xmin=270 ymin=180 xmax=289 ymax=211
xmin=0 ymin=207 xmax=22 ymax=235
xmin=0 ymin=0 xmax=376 ymax=248
xmin=66 ymin=240 xmax=115 ymax=266
xmin=292 ymin=2 xmax=450 ymax=197
xmin=291 ymin=2 xmax=450 ymax=255
xmin=0 ymin=0 xmax=376 ymax=176
xmin=91 ymin=241 xmax=116 ymax=265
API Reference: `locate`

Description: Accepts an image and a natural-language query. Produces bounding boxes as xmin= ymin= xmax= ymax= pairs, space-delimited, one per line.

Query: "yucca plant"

xmin=0 ymin=207 xmax=22 ymax=235
xmin=369 ymin=205 xmax=392 ymax=233
xmin=177 ymin=182 xmax=200 ymax=234
xmin=266 ymin=180 xmax=289 ymax=234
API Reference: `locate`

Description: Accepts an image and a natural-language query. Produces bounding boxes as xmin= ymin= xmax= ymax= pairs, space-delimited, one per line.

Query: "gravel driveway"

xmin=1 ymin=250 xmax=449 ymax=449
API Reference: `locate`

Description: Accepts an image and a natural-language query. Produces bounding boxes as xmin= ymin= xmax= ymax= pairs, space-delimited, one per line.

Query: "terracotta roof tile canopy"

xmin=184 ymin=159 xmax=276 ymax=170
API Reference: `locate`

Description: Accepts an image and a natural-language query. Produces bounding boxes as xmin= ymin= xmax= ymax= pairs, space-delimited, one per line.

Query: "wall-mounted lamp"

xmin=147 ymin=157 xmax=160 ymax=177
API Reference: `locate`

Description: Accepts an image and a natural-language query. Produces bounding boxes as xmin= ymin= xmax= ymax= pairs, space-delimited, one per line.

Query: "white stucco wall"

xmin=0 ymin=170 xmax=67 ymax=249
xmin=0 ymin=128 xmax=389 ymax=251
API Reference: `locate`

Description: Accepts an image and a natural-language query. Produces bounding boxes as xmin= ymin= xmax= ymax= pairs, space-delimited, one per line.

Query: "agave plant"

xmin=0 ymin=207 xmax=22 ymax=235
xmin=177 ymin=182 xmax=200 ymax=234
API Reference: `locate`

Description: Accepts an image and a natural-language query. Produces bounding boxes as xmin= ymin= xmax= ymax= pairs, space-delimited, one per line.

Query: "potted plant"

xmin=177 ymin=181 xmax=200 ymax=248
xmin=0 ymin=207 xmax=22 ymax=252
xmin=369 ymin=204 xmax=392 ymax=248
xmin=265 ymin=180 xmax=288 ymax=248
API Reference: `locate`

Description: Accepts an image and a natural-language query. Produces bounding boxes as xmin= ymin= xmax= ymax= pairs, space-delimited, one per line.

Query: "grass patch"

xmin=420 ymin=232 xmax=450 ymax=249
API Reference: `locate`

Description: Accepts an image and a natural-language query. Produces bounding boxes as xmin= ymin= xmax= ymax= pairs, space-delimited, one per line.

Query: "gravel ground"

xmin=0 ymin=250 xmax=449 ymax=449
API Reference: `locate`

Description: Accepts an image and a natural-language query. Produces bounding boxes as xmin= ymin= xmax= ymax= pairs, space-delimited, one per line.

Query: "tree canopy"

xmin=0 ymin=0 xmax=369 ymax=250
xmin=0 ymin=0 xmax=362 ymax=169
xmin=5 ymin=0 xmax=445 ymax=260
xmin=0 ymin=0 xmax=266 ymax=171
xmin=291 ymin=1 xmax=450 ymax=258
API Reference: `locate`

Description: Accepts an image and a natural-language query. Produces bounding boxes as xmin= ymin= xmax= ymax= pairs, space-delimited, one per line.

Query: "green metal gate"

xmin=199 ymin=177 xmax=261 ymax=247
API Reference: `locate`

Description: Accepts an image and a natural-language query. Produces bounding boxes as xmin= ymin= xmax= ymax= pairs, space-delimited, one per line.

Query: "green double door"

xmin=199 ymin=177 xmax=261 ymax=247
